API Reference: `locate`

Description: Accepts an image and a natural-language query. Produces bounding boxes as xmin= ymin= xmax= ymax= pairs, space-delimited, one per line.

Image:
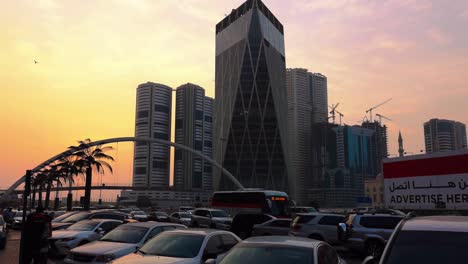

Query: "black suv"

xmin=230 ymin=212 xmax=275 ymax=239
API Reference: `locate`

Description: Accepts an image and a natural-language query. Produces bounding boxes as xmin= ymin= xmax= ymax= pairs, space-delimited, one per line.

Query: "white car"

xmin=64 ymin=221 xmax=186 ymax=263
xmin=217 ymin=236 xmax=347 ymax=264
xmin=49 ymin=219 xmax=122 ymax=257
xmin=170 ymin=212 xmax=192 ymax=226
xmin=110 ymin=229 xmax=241 ymax=264
xmin=131 ymin=211 xmax=148 ymax=222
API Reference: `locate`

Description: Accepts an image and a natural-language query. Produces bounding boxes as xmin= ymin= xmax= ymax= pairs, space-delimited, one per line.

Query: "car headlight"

xmin=60 ymin=237 xmax=76 ymax=242
xmin=95 ymin=254 xmax=116 ymax=262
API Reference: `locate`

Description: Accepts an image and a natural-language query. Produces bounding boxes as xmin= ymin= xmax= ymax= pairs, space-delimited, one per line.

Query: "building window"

xmin=154 ymin=132 xmax=168 ymax=140
xmin=136 ymin=142 xmax=147 ymax=146
xmin=134 ymin=156 xmax=146 ymax=160
xmin=134 ymin=167 xmax=147 ymax=174
xmin=204 ymin=141 xmax=212 ymax=148
xmin=204 ymin=115 xmax=212 ymax=123
xmin=204 ymin=166 xmax=212 ymax=173
xmin=154 ymin=121 xmax=168 ymax=127
xmin=194 ymin=140 xmax=203 ymax=150
xmin=155 ymin=104 xmax=169 ymax=113
xmin=175 ymin=150 xmax=182 ymax=160
xmin=195 ymin=110 xmax=204 ymax=120
xmin=136 ymin=121 xmax=148 ymax=126
xmin=137 ymin=110 xmax=149 ymax=118
xmin=153 ymin=161 xmax=168 ymax=169
xmin=176 ymin=119 xmax=183 ymax=129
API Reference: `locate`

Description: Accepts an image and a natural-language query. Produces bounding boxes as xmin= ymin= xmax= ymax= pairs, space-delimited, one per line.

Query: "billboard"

xmin=384 ymin=151 xmax=468 ymax=210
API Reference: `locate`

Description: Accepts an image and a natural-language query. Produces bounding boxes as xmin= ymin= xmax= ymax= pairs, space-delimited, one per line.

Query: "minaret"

xmin=398 ymin=131 xmax=405 ymax=157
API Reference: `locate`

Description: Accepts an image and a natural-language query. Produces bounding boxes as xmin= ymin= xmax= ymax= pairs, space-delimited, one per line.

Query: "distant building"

xmin=120 ymin=189 xmax=212 ymax=208
xmin=424 ymin=118 xmax=467 ymax=153
xmin=362 ymin=121 xmax=388 ymax=176
xmin=174 ymin=83 xmax=213 ymax=191
xmin=365 ymin=173 xmax=384 ymax=207
xmin=398 ymin=131 xmax=405 ymax=157
xmin=214 ymin=0 xmax=292 ymax=196
xmin=132 ymin=82 xmax=172 ymax=189
xmin=309 ymin=73 xmax=328 ymax=123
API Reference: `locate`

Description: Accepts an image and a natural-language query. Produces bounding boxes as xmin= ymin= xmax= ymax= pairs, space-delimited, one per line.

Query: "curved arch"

xmin=1 ymin=137 xmax=244 ymax=201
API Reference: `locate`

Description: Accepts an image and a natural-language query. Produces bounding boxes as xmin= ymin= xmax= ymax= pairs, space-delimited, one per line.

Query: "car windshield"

xmin=179 ymin=213 xmax=190 ymax=218
xmin=67 ymin=221 xmax=99 ymax=231
xmin=384 ymin=231 xmax=468 ymax=264
xmin=138 ymin=233 xmax=204 ymax=258
xmin=62 ymin=212 xmax=89 ymax=223
xmin=219 ymin=245 xmax=314 ymax=264
xmin=211 ymin=210 xmax=228 ymax=218
xmin=52 ymin=212 xmax=76 ymax=222
xmin=134 ymin=211 xmax=146 ymax=215
xmin=100 ymin=226 xmax=149 ymax=244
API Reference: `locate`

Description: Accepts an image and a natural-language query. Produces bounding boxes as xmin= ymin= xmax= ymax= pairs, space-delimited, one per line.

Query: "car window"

xmin=99 ymin=221 xmax=116 ymax=233
xmin=293 ymin=215 xmax=316 ymax=225
xmin=219 ymin=245 xmax=314 ymax=264
xmin=92 ymin=213 xmax=124 ymax=220
xmin=220 ymin=234 xmax=238 ymax=250
xmin=360 ymin=216 xmax=403 ymax=229
xmin=270 ymin=220 xmax=292 ymax=227
xmin=163 ymin=226 xmax=177 ymax=231
xmin=317 ymin=244 xmax=339 ymax=264
xmin=146 ymin=227 xmax=163 ymax=241
xmin=204 ymin=235 xmax=224 ymax=256
xmin=318 ymin=216 xmax=345 ymax=226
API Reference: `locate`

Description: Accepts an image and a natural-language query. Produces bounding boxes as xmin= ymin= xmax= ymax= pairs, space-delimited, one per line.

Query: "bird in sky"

xmin=34 ymin=60 xmax=38 ymax=64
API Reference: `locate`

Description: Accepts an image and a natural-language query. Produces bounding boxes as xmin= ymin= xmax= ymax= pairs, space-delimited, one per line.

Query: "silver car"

xmin=170 ymin=211 xmax=192 ymax=226
xmin=290 ymin=213 xmax=345 ymax=244
xmin=191 ymin=209 xmax=232 ymax=230
xmin=251 ymin=218 xmax=292 ymax=236
xmin=216 ymin=236 xmax=346 ymax=264
xmin=49 ymin=219 xmax=122 ymax=257
xmin=64 ymin=222 xmax=186 ymax=263
xmin=111 ymin=229 xmax=241 ymax=264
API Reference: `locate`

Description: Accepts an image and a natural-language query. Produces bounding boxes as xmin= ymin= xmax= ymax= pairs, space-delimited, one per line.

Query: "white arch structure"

xmin=1 ymin=137 xmax=244 ymax=201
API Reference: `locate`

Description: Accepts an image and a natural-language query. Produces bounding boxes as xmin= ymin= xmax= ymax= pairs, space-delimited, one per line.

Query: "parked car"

xmin=251 ymin=218 xmax=292 ymax=236
xmin=290 ymin=213 xmax=345 ymax=244
xmin=52 ymin=210 xmax=130 ymax=230
xmin=230 ymin=212 xmax=275 ymax=239
xmin=170 ymin=211 xmax=192 ymax=226
xmin=148 ymin=211 xmax=170 ymax=222
xmin=0 ymin=216 xmax=7 ymax=250
xmin=130 ymin=211 xmax=148 ymax=222
xmin=111 ymin=229 xmax=241 ymax=264
xmin=191 ymin=209 xmax=232 ymax=230
xmin=52 ymin=211 xmax=80 ymax=223
xmin=216 ymin=236 xmax=346 ymax=264
xmin=64 ymin=221 xmax=186 ymax=263
xmin=12 ymin=210 xmax=25 ymax=229
xmin=337 ymin=213 xmax=404 ymax=258
xmin=362 ymin=215 xmax=468 ymax=264
xmin=49 ymin=219 xmax=122 ymax=257
xmin=291 ymin=206 xmax=318 ymax=215
xmin=179 ymin=206 xmax=195 ymax=212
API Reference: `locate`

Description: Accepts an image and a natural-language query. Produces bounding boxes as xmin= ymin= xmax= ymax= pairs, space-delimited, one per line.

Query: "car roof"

xmin=297 ymin=212 xmax=344 ymax=217
xmin=402 ymin=216 xmax=468 ymax=233
xmin=165 ymin=228 xmax=231 ymax=236
xmin=195 ymin=208 xmax=223 ymax=211
xmin=79 ymin=219 xmax=121 ymax=223
xmin=243 ymin=236 xmax=320 ymax=248
xmin=122 ymin=221 xmax=183 ymax=228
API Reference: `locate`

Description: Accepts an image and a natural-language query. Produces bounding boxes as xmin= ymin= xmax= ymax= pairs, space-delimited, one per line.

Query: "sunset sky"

xmin=1 ymin=0 xmax=468 ymax=191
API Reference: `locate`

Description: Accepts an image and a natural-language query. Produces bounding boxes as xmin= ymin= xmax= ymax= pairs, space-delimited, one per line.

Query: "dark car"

xmin=230 ymin=213 xmax=275 ymax=239
xmin=52 ymin=210 xmax=130 ymax=230
xmin=148 ymin=211 xmax=170 ymax=222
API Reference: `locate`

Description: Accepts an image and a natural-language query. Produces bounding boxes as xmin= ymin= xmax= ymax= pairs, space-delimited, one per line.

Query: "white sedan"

xmin=110 ymin=229 xmax=241 ymax=264
xmin=49 ymin=219 xmax=122 ymax=257
xmin=64 ymin=221 xmax=186 ymax=263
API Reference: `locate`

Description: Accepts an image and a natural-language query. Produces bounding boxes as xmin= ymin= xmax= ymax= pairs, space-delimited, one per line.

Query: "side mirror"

xmin=205 ymin=259 xmax=216 ymax=264
xmin=362 ymin=256 xmax=377 ymax=264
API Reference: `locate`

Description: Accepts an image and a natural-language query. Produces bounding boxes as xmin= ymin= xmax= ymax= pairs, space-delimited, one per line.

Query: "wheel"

xmin=366 ymin=240 xmax=384 ymax=258
xmin=308 ymin=234 xmax=323 ymax=241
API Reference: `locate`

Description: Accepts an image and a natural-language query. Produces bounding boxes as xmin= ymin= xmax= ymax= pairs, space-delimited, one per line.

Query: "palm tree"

xmin=44 ymin=164 xmax=67 ymax=210
xmin=69 ymin=139 xmax=114 ymax=210
xmin=32 ymin=171 xmax=48 ymax=208
xmin=57 ymin=156 xmax=81 ymax=211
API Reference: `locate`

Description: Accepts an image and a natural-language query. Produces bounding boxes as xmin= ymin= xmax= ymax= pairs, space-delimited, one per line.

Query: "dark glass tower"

xmin=214 ymin=0 xmax=291 ymax=194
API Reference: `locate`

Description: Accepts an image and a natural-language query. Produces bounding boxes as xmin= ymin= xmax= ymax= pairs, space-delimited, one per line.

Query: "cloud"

xmin=426 ymin=28 xmax=451 ymax=45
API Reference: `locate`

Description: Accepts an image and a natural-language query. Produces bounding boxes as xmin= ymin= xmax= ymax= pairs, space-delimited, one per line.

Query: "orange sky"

xmin=1 ymin=0 xmax=468 ymax=190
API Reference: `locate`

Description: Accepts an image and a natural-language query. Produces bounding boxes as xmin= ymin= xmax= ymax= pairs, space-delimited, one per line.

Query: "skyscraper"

xmin=362 ymin=121 xmax=388 ymax=175
xmin=174 ymin=83 xmax=213 ymax=191
xmin=424 ymin=118 xmax=467 ymax=153
xmin=133 ymin=82 xmax=172 ymax=189
xmin=286 ymin=68 xmax=329 ymax=203
xmin=214 ymin=0 xmax=291 ymax=195
xmin=203 ymin=97 xmax=214 ymax=191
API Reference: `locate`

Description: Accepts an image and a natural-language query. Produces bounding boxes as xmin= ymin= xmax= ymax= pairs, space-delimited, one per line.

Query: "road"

xmin=1 ymin=230 xmax=363 ymax=264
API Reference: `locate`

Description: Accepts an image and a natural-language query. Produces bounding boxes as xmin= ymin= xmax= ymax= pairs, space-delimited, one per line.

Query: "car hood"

xmin=52 ymin=230 xmax=91 ymax=239
xmin=72 ymin=240 xmax=138 ymax=255
xmin=212 ymin=217 xmax=232 ymax=222
xmin=52 ymin=222 xmax=73 ymax=229
xmin=113 ymin=253 xmax=198 ymax=264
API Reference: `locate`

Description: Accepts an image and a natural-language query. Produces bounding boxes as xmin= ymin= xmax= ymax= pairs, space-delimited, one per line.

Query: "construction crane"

xmin=365 ymin=98 xmax=392 ymax=122
xmin=335 ymin=110 xmax=344 ymax=125
xmin=328 ymin=103 xmax=340 ymax=124
xmin=375 ymin=113 xmax=392 ymax=125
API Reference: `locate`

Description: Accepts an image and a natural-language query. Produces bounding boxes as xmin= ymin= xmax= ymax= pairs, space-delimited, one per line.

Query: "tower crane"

xmin=365 ymin=98 xmax=392 ymax=122
xmin=375 ymin=113 xmax=392 ymax=125
xmin=328 ymin=103 xmax=340 ymax=124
